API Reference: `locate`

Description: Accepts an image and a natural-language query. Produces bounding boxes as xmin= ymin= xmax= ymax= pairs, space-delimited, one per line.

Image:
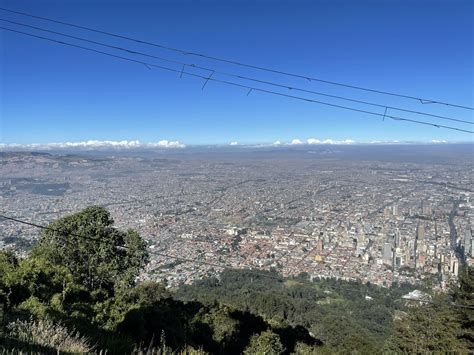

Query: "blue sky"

xmin=1 ymin=0 xmax=473 ymax=145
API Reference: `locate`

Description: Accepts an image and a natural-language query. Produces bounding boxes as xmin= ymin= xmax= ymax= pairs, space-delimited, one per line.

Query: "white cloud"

xmin=229 ymin=141 xmax=239 ymax=146
xmin=431 ymin=140 xmax=447 ymax=143
xmin=281 ymin=138 xmax=356 ymax=146
xmin=307 ymin=138 xmax=321 ymax=145
xmin=290 ymin=139 xmax=303 ymax=145
xmin=272 ymin=141 xmax=282 ymax=146
xmin=0 ymin=139 xmax=186 ymax=150
xmin=306 ymin=138 xmax=354 ymax=145
xmin=146 ymin=140 xmax=185 ymax=148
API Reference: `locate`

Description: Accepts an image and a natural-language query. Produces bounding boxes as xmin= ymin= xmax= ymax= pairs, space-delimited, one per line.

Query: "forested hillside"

xmin=0 ymin=207 xmax=472 ymax=354
xmin=176 ymin=270 xmax=414 ymax=353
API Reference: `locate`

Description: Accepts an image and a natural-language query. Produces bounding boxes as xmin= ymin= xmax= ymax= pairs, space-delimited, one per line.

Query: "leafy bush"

xmin=244 ymin=330 xmax=285 ymax=355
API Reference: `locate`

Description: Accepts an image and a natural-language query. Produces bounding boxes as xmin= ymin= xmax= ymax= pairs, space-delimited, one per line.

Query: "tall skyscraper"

xmin=394 ymin=228 xmax=401 ymax=248
xmin=417 ymin=223 xmax=425 ymax=241
xmin=451 ymin=258 xmax=459 ymax=277
xmin=383 ymin=241 xmax=393 ymax=266
xmin=465 ymin=227 xmax=472 ymax=257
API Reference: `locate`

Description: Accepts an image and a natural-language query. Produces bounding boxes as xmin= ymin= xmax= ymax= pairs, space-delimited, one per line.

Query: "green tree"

xmin=451 ymin=266 xmax=474 ymax=350
xmin=0 ymin=250 xmax=18 ymax=309
xmin=292 ymin=342 xmax=333 ymax=354
xmin=31 ymin=206 xmax=148 ymax=292
xmin=244 ymin=330 xmax=285 ymax=355
xmin=199 ymin=305 xmax=240 ymax=346
xmin=384 ymin=299 xmax=467 ymax=353
xmin=310 ymin=313 xmax=377 ymax=353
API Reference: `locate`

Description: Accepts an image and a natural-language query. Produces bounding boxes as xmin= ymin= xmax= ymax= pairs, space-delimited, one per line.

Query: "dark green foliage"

xmin=32 ymin=206 xmax=149 ymax=292
xmin=176 ymin=269 xmax=412 ymax=352
xmin=196 ymin=305 xmax=242 ymax=348
xmin=243 ymin=330 xmax=285 ymax=355
xmin=188 ymin=303 xmax=270 ymax=354
xmin=384 ymin=300 xmax=467 ymax=353
xmin=451 ymin=266 xmax=474 ymax=349
xmin=0 ymin=250 xmax=19 ymax=309
xmin=385 ymin=266 xmax=474 ymax=353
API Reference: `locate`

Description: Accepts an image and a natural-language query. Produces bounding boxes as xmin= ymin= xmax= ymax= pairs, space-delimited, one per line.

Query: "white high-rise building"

xmin=383 ymin=241 xmax=393 ymax=266
xmin=465 ymin=227 xmax=472 ymax=257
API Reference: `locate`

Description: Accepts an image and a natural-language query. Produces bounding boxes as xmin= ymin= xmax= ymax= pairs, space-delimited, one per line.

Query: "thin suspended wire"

xmin=0 ymin=213 xmax=105 ymax=243
xmin=1 ymin=26 xmax=473 ymax=134
xmin=1 ymin=17 xmax=471 ymax=126
xmin=0 ymin=6 xmax=472 ymax=110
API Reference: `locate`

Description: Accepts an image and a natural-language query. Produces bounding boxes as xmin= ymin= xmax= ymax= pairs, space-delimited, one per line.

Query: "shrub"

xmin=7 ymin=317 xmax=94 ymax=353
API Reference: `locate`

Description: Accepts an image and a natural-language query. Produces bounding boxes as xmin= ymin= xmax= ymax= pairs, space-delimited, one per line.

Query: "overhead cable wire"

xmin=0 ymin=7 xmax=472 ymax=110
xmin=0 ymin=17 xmax=210 ymax=73
xmin=1 ymin=27 xmax=473 ymax=134
xmin=0 ymin=213 xmax=105 ymax=244
xmin=1 ymin=18 xmax=471 ymax=126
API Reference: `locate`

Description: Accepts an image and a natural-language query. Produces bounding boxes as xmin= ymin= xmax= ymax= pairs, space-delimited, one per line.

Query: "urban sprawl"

xmin=1 ymin=147 xmax=472 ymax=291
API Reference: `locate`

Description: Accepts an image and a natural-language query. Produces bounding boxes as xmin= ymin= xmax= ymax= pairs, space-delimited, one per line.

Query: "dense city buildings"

xmin=1 ymin=144 xmax=473 ymax=290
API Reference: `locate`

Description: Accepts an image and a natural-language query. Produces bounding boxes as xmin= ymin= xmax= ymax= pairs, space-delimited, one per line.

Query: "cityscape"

xmin=1 ymin=0 xmax=473 ymax=351
xmin=1 ymin=144 xmax=472 ymax=290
